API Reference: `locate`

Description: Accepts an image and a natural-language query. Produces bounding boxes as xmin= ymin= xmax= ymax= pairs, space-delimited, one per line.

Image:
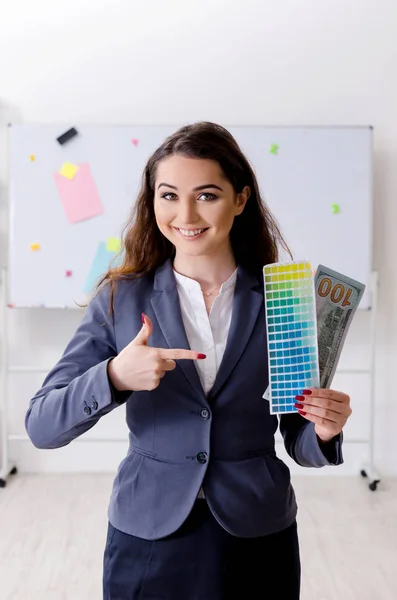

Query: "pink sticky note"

xmin=53 ymin=162 xmax=104 ymax=223
xmin=131 ymin=139 xmax=139 ymax=146
xmin=65 ymin=270 xmax=72 ymax=277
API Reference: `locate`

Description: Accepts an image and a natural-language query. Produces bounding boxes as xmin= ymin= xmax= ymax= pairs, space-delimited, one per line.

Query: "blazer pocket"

xmin=263 ymin=455 xmax=292 ymax=489
xmin=117 ymin=450 xmax=144 ymax=489
xmin=130 ymin=445 xmax=158 ymax=459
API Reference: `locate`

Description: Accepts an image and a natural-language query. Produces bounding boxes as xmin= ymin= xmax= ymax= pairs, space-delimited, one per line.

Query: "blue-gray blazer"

xmin=26 ymin=259 xmax=343 ymax=540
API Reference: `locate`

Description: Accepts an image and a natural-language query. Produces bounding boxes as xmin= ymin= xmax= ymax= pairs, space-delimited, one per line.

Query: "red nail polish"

xmin=302 ymin=389 xmax=312 ymax=395
xmin=197 ymin=353 xmax=207 ymax=359
xmin=294 ymin=403 xmax=304 ymax=409
xmin=298 ymin=409 xmax=307 ymax=416
xmin=295 ymin=395 xmax=304 ymax=401
xmin=141 ymin=313 xmax=146 ymax=324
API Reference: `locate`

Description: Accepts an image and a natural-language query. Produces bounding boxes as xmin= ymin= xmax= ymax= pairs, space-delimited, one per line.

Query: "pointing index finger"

xmin=159 ymin=349 xmax=206 ymax=361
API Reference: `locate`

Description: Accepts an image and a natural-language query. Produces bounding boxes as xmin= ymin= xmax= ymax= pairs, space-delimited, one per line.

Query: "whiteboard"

xmin=8 ymin=125 xmax=373 ymax=309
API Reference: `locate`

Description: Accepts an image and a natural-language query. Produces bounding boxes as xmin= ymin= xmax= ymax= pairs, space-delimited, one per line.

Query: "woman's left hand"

xmin=294 ymin=388 xmax=352 ymax=443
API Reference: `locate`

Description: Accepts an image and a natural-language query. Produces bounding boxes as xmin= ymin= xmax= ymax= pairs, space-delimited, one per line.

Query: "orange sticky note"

xmin=53 ymin=162 xmax=104 ymax=224
xmin=30 ymin=243 xmax=40 ymax=251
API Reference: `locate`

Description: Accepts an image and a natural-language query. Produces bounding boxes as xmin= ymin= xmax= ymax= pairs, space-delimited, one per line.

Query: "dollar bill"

xmin=314 ymin=265 xmax=365 ymax=388
xmin=263 ymin=264 xmax=365 ymax=400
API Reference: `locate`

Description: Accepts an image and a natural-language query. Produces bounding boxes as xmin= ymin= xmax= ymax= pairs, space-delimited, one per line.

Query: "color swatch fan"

xmin=263 ymin=261 xmax=320 ymax=415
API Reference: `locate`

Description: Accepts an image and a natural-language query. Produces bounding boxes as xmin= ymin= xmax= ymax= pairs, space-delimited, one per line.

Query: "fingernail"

xmin=295 ymin=395 xmax=305 ymax=401
xmin=294 ymin=403 xmax=304 ymax=409
xmin=298 ymin=409 xmax=307 ymax=416
xmin=197 ymin=353 xmax=207 ymax=359
xmin=302 ymin=389 xmax=312 ymax=395
xmin=141 ymin=312 xmax=145 ymax=324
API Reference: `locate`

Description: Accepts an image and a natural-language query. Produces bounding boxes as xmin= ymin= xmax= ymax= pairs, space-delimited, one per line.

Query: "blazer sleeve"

xmin=279 ymin=413 xmax=344 ymax=468
xmin=25 ymin=286 xmax=131 ymax=450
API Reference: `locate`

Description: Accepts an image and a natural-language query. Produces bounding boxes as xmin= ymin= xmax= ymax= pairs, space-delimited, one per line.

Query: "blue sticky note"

xmin=84 ymin=242 xmax=118 ymax=293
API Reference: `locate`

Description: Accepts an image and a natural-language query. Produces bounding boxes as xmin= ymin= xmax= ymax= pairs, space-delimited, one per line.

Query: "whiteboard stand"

xmin=0 ymin=267 xmax=382 ymax=491
xmin=0 ymin=267 xmax=17 ymax=487
xmin=359 ymin=270 xmax=381 ymax=491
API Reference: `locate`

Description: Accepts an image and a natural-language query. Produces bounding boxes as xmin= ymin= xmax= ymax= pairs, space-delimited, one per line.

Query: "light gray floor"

xmin=0 ymin=475 xmax=396 ymax=599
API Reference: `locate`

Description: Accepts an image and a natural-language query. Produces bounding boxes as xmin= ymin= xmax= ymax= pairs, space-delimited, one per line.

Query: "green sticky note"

xmin=106 ymin=237 xmax=121 ymax=253
xmin=331 ymin=204 xmax=341 ymax=214
xmin=270 ymin=143 xmax=279 ymax=155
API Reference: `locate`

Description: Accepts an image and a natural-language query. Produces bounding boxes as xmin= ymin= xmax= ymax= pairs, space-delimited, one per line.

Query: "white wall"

xmin=0 ymin=0 xmax=396 ymax=476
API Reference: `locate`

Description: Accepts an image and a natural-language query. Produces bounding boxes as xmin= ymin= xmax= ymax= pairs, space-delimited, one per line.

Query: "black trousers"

xmin=103 ymin=500 xmax=301 ymax=600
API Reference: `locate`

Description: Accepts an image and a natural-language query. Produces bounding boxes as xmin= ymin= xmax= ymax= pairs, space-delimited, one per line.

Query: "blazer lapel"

xmin=210 ymin=266 xmax=264 ymax=399
xmin=150 ymin=260 xmax=205 ymax=400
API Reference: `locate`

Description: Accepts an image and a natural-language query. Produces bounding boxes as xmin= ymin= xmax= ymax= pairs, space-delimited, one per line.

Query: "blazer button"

xmin=91 ymin=400 xmax=99 ymax=410
xmin=197 ymin=452 xmax=208 ymax=464
xmin=200 ymin=409 xmax=210 ymax=420
xmin=84 ymin=406 xmax=92 ymax=415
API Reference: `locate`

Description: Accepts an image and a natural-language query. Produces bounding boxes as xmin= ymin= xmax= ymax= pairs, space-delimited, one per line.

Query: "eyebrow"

xmin=157 ymin=182 xmax=224 ymax=192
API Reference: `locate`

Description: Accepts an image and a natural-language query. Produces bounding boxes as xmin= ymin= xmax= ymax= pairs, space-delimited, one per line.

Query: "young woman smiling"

xmin=26 ymin=122 xmax=352 ymax=600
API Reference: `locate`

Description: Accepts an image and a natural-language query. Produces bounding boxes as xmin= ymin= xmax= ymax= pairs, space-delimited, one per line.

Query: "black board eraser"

xmin=57 ymin=127 xmax=78 ymax=145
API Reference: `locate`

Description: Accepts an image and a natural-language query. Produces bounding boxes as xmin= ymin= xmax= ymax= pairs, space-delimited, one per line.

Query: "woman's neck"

xmin=173 ymin=252 xmax=237 ymax=288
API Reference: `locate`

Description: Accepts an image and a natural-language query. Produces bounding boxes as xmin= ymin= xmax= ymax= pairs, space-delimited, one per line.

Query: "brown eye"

xmin=161 ymin=193 xmax=177 ymax=201
xmin=198 ymin=193 xmax=218 ymax=201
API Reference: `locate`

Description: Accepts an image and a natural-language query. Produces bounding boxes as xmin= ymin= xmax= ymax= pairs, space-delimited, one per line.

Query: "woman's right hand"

xmin=107 ymin=313 xmax=206 ymax=392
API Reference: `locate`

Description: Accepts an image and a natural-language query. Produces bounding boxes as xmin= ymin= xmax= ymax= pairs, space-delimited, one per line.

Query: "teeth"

xmin=179 ymin=228 xmax=205 ymax=237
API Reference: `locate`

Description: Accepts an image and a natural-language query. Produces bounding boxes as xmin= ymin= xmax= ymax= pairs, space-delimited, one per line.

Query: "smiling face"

xmin=153 ymin=155 xmax=249 ymax=263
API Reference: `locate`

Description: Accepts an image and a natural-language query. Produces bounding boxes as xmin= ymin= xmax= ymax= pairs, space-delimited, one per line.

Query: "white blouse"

xmin=173 ymin=268 xmax=237 ymax=395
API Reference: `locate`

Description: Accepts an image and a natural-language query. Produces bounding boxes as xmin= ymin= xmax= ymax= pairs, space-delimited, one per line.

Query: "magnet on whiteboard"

xmin=30 ymin=243 xmax=41 ymax=251
xmin=57 ymin=127 xmax=78 ymax=145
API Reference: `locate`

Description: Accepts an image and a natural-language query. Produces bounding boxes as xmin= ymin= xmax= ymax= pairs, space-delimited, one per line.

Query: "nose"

xmin=178 ymin=199 xmax=199 ymax=225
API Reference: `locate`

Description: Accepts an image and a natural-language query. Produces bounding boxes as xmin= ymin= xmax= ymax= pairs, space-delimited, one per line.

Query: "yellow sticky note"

xmin=30 ymin=243 xmax=40 ymax=251
xmin=106 ymin=237 xmax=121 ymax=253
xmin=59 ymin=162 xmax=79 ymax=180
xmin=29 ymin=154 xmax=35 ymax=162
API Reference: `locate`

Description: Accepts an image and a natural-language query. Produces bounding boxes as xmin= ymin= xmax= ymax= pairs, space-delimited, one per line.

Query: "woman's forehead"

xmin=155 ymin=155 xmax=227 ymax=185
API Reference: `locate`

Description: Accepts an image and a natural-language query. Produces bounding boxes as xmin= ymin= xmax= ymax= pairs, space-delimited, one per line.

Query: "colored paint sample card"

xmin=53 ymin=162 xmax=104 ymax=223
xmin=263 ymin=261 xmax=320 ymax=415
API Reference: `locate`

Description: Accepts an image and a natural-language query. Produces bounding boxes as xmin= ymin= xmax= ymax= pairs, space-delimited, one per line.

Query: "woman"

xmin=26 ymin=122 xmax=352 ymax=600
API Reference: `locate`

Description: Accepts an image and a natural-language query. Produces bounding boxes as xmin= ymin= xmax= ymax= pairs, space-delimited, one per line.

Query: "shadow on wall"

xmin=0 ymin=99 xmax=24 ymax=268
xmin=372 ymin=150 xmax=396 ymax=344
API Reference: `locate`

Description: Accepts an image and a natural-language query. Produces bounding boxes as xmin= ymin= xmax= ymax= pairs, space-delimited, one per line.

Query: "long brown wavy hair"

xmin=96 ymin=121 xmax=290 ymax=310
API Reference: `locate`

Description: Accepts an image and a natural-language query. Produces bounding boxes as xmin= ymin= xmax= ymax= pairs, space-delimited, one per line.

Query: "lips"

xmin=174 ymin=227 xmax=209 ymax=239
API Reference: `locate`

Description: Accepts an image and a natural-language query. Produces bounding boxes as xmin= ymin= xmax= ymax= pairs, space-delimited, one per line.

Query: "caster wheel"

xmin=0 ymin=478 xmax=6 ymax=488
xmin=369 ymin=480 xmax=380 ymax=491
xmin=360 ymin=469 xmax=368 ymax=478
xmin=10 ymin=467 xmax=17 ymax=476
